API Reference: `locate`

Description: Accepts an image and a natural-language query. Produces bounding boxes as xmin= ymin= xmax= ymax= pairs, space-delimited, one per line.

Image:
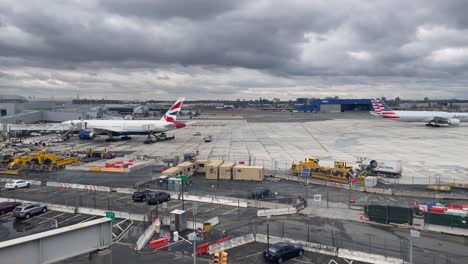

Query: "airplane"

xmin=62 ymin=97 xmax=188 ymax=140
xmin=370 ymin=98 xmax=468 ymax=127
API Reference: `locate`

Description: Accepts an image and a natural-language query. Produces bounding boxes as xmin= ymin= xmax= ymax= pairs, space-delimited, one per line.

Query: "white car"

xmin=5 ymin=180 xmax=31 ymax=190
xmin=30 ymin=132 xmax=42 ymax=136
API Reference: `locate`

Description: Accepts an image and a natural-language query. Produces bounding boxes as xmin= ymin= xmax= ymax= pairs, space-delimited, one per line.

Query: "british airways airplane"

xmin=62 ymin=97 xmax=188 ymax=140
xmin=370 ymin=98 xmax=468 ymax=127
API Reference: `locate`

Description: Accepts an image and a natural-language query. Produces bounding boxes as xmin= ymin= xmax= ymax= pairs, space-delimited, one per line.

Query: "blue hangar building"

xmin=296 ymin=99 xmax=372 ymax=113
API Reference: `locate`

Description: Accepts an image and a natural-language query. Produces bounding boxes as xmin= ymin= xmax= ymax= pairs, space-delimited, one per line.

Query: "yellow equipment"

xmin=427 ymin=185 xmax=451 ymax=192
xmin=213 ymin=252 xmax=220 ymax=264
xmin=221 ymin=251 xmax=228 ymax=264
xmin=289 ymin=157 xmax=320 ymax=175
xmin=290 ymin=157 xmax=360 ymax=184
xmin=4 ymin=150 xmax=80 ymax=173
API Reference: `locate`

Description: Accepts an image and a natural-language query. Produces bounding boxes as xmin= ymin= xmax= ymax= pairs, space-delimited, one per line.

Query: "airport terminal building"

xmin=296 ymin=99 xmax=372 ymax=112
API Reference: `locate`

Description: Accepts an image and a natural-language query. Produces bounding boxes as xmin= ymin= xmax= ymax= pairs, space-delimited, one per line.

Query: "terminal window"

xmin=0 ymin=109 xmax=6 ymax=116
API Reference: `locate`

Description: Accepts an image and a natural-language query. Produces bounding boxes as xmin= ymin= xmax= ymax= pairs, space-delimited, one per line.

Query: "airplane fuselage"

xmin=62 ymin=119 xmax=184 ymax=135
xmin=383 ymin=111 xmax=468 ymax=122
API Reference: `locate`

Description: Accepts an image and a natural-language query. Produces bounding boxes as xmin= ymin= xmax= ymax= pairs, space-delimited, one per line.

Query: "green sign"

xmin=106 ymin=211 xmax=115 ymax=222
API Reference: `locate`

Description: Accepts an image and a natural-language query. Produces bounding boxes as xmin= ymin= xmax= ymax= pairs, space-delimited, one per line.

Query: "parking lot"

xmin=0 ymin=185 xmax=257 ymax=223
xmin=0 ymin=208 xmax=122 ymax=242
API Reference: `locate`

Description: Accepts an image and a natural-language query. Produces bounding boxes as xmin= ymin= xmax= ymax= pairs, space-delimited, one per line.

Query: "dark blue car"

xmin=263 ymin=242 xmax=304 ymax=263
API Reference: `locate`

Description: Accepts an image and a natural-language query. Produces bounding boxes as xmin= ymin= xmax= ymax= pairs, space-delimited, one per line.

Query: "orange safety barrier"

xmin=196 ymin=242 xmax=212 ymax=255
xmin=215 ymin=237 xmax=231 ymax=244
xmin=149 ymin=236 xmax=169 ymax=249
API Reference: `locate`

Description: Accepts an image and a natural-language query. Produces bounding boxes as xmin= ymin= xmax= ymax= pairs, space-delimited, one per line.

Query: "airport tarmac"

xmin=42 ymin=110 xmax=468 ymax=186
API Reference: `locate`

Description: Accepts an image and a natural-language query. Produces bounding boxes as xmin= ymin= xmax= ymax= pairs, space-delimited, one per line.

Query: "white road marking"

xmin=115 ymin=195 xmax=131 ymax=201
xmin=222 ymin=208 xmax=238 ymax=215
xmin=58 ymin=214 xmax=82 ymax=225
xmin=79 ymin=215 xmax=97 ymax=223
xmin=203 ymin=205 xmax=222 ymax=213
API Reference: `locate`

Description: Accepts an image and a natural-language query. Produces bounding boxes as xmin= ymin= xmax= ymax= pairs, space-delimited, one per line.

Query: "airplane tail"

xmin=375 ymin=98 xmax=393 ymax=112
xmin=376 ymin=98 xmax=399 ymax=118
xmin=161 ymin=97 xmax=185 ymax=123
xmin=370 ymin=99 xmax=382 ymax=115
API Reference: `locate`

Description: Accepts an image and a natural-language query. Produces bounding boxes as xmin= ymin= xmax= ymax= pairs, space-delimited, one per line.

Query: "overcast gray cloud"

xmin=0 ymin=0 xmax=468 ymax=100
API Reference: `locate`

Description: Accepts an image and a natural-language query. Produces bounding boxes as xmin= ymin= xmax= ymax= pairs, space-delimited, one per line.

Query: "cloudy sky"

xmin=1 ymin=0 xmax=468 ymax=100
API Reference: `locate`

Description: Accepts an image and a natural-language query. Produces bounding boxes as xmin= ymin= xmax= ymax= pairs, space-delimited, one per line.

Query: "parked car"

xmin=263 ymin=242 xmax=304 ymax=263
xmin=147 ymin=192 xmax=171 ymax=205
xmin=49 ymin=137 xmax=63 ymax=143
xmin=13 ymin=203 xmax=48 ymax=219
xmin=251 ymin=187 xmax=270 ymax=199
xmin=30 ymin=132 xmax=42 ymax=136
xmin=5 ymin=180 xmax=31 ymax=190
xmin=0 ymin=202 xmax=21 ymax=215
xmin=132 ymin=190 xmax=154 ymax=202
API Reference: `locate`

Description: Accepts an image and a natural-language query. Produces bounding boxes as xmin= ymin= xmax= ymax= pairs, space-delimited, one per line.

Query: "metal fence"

xmin=248 ymin=218 xmax=460 ymax=264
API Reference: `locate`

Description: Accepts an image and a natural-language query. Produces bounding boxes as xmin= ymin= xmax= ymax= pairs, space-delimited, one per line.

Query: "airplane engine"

xmin=448 ymin=119 xmax=461 ymax=126
xmin=78 ymin=130 xmax=95 ymax=140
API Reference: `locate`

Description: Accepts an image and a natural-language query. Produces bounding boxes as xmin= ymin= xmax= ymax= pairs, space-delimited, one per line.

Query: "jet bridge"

xmin=0 ymin=217 xmax=112 ymax=264
xmin=6 ymin=122 xmax=76 ymax=132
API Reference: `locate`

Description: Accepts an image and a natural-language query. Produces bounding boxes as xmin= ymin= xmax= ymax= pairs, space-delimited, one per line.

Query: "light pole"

xmin=266 ymin=214 xmax=271 ymax=249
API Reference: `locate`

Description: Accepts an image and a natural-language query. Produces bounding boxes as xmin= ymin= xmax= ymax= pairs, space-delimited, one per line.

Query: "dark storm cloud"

xmin=0 ymin=0 xmax=468 ymax=99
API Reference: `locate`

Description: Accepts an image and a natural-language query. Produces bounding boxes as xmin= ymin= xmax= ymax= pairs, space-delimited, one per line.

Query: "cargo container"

xmin=195 ymin=160 xmax=209 ymax=173
xmin=362 ymin=159 xmax=402 ymax=178
xmin=206 ymin=160 xmax=224 ymax=180
xmin=177 ymin=161 xmax=196 ymax=176
xmin=233 ymin=165 xmax=264 ymax=181
xmin=162 ymin=166 xmax=183 ymax=177
xmin=219 ymin=162 xmax=235 ymax=180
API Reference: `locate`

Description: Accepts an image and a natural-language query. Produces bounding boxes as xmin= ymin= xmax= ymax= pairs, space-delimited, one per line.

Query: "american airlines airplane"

xmin=62 ymin=97 xmax=188 ymax=140
xmin=370 ymin=98 xmax=468 ymax=127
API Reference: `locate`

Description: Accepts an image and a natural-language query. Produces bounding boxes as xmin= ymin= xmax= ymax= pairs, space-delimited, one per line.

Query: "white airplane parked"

xmin=370 ymin=98 xmax=468 ymax=127
xmin=62 ymin=97 xmax=188 ymax=140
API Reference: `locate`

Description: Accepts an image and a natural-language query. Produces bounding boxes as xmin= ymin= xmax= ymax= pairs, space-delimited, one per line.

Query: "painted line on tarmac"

xmin=58 ymin=214 xmax=82 ymax=225
xmin=23 ymin=211 xmax=54 ymax=223
xmin=36 ymin=212 xmax=66 ymax=226
xmin=233 ymin=252 xmax=262 ymax=260
xmin=79 ymin=215 xmax=98 ymax=223
xmin=202 ymin=205 xmax=222 ymax=213
xmin=115 ymin=195 xmax=131 ymax=201
xmin=222 ymin=208 xmax=238 ymax=215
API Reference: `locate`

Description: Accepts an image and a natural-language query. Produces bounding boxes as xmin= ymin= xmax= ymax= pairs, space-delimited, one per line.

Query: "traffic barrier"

xmin=257 ymin=207 xmax=297 ymax=217
xmin=196 ymin=242 xmax=211 ymax=255
xmin=208 ymin=234 xmax=255 ymax=254
xmin=338 ymin=248 xmax=404 ymax=264
xmin=135 ymin=219 xmax=159 ymax=251
xmin=215 ymin=236 xmax=231 ymax=244
xmin=149 ymin=236 xmax=169 ymax=249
